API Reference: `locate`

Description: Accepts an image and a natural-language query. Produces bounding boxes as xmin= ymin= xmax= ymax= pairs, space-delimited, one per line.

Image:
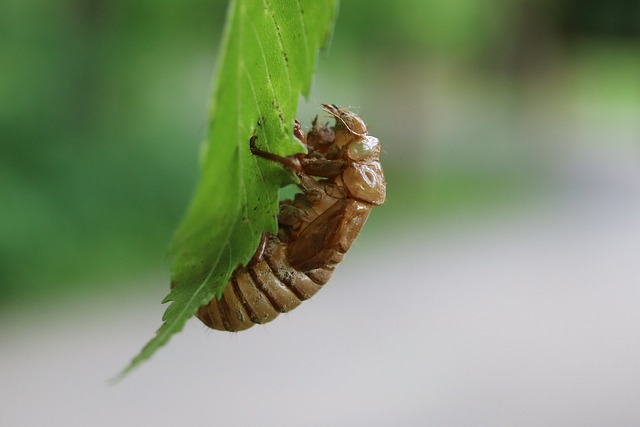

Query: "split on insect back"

xmin=197 ymin=105 xmax=386 ymax=331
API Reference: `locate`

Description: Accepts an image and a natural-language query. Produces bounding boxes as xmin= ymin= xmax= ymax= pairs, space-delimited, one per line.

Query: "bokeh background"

xmin=2 ymin=0 xmax=640 ymax=425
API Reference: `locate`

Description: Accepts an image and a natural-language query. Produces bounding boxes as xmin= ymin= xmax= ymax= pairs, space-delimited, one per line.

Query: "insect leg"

xmin=246 ymin=232 xmax=270 ymax=267
xmin=301 ymin=157 xmax=345 ymax=178
xmin=250 ymin=136 xmax=302 ymax=173
xmin=293 ymin=119 xmax=306 ymax=145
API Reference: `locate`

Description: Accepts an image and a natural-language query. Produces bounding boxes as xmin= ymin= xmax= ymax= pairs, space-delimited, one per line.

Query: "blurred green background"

xmin=1 ymin=0 xmax=639 ymax=304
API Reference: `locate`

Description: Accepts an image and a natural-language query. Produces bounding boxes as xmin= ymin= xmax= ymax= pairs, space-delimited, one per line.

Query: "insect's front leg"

xmin=249 ymin=135 xmax=302 ymax=173
xmin=249 ymin=131 xmax=346 ymax=179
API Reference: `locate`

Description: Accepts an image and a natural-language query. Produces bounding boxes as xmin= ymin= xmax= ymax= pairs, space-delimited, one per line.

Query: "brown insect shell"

xmin=196 ymin=106 xmax=385 ymax=332
xmin=286 ymin=197 xmax=372 ymax=272
xmin=284 ymin=112 xmax=385 ymax=267
xmin=341 ymin=136 xmax=386 ymax=206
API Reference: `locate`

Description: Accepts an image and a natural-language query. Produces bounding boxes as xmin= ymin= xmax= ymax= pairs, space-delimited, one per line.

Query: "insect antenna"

xmin=321 ymin=104 xmax=366 ymax=138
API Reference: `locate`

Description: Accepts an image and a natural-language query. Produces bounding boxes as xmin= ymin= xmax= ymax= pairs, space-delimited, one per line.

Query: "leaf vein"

xmin=264 ymin=0 xmax=293 ymax=89
xmin=294 ymin=0 xmax=311 ymax=72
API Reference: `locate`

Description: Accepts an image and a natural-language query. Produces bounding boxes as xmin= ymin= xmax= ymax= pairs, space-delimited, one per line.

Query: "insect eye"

xmin=347 ymin=136 xmax=380 ymax=161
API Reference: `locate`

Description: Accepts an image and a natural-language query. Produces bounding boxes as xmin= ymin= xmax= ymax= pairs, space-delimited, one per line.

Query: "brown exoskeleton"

xmin=196 ymin=105 xmax=386 ymax=331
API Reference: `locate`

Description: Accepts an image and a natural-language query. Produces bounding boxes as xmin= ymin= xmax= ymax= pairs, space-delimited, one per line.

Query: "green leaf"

xmin=117 ymin=0 xmax=337 ymax=378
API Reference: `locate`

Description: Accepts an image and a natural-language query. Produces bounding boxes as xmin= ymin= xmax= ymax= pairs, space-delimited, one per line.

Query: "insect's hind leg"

xmin=246 ymin=232 xmax=270 ymax=267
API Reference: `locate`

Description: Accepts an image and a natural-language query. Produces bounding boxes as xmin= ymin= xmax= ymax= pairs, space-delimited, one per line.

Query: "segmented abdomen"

xmin=196 ymin=237 xmax=342 ymax=331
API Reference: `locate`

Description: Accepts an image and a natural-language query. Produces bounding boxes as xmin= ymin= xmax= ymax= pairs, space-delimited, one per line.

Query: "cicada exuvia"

xmin=196 ymin=105 xmax=386 ymax=331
